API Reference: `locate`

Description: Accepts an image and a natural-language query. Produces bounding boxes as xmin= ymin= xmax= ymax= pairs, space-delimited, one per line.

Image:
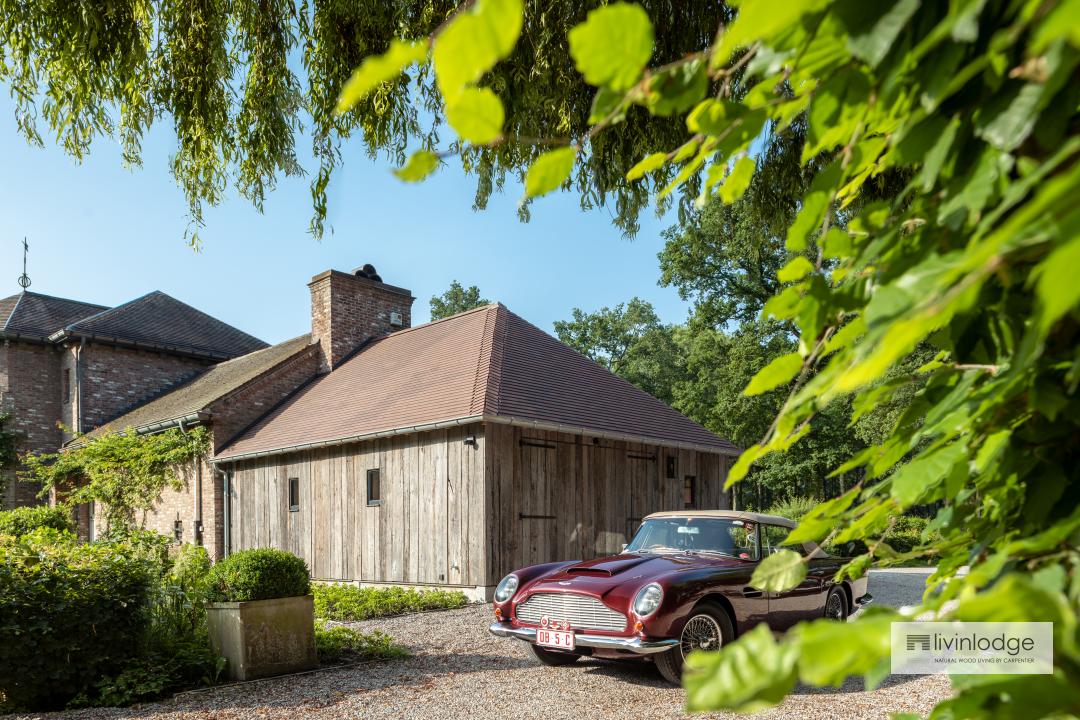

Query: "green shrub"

xmin=313 ymin=584 xmax=469 ymax=622
xmin=0 ymin=504 xmax=73 ymax=536
xmin=765 ymin=496 xmax=820 ymax=524
xmin=205 ymin=548 xmax=310 ymax=602
xmin=0 ymin=533 xmax=154 ymax=711
xmin=314 ymin=623 xmax=407 ymax=665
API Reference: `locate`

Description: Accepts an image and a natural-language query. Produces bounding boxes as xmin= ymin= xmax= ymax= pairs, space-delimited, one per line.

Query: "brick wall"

xmin=88 ymin=455 xmax=226 ymax=560
xmin=79 ymin=343 xmax=209 ymax=432
xmin=0 ymin=340 xmax=62 ymax=508
xmin=309 ymin=270 xmax=414 ymax=372
xmin=210 ymin=342 xmax=320 ymax=452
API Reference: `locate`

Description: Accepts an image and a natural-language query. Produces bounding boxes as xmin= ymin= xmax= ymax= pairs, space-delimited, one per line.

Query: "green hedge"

xmin=205 ymin=548 xmax=310 ymax=602
xmin=0 ymin=530 xmax=153 ymax=711
xmin=313 ymin=584 xmax=468 ymax=622
xmin=0 ymin=505 xmax=73 ymax=536
xmin=314 ymin=623 xmax=407 ymax=665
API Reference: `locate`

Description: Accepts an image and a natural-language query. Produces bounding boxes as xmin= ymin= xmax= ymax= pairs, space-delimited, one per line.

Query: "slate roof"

xmin=0 ymin=291 xmax=108 ymax=341
xmin=74 ymin=334 xmax=314 ymax=445
xmin=217 ymin=304 xmax=738 ymax=461
xmin=55 ymin=291 xmax=268 ymax=360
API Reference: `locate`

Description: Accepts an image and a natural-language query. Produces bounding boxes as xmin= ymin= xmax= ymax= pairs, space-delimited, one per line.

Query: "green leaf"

xmin=744 ymin=352 xmax=803 ymax=396
xmin=336 ymin=40 xmax=429 ymax=114
xmin=719 ymin=155 xmax=755 ymax=203
xmin=588 ymin=87 xmax=626 ymax=124
xmin=686 ymin=99 xmax=743 ymax=134
xmin=568 ymin=3 xmax=655 ymax=91
xmin=795 ymin=615 xmax=894 ymax=687
xmin=524 ymin=147 xmax=577 ymax=198
xmin=433 ymin=0 xmax=524 ymax=99
xmin=1033 ymin=0 xmax=1080 ymax=51
xmin=646 ymin=59 xmax=707 ymax=116
xmin=837 ymin=0 xmax=921 ymax=68
xmin=889 ymin=442 xmax=968 ymax=507
xmin=1034 ymin=223 xmax=1080 ymax=333
xmin=626 ymin=152 xmax=668 ymax=181
xmin=713 ymin=0 xmax=831 ymax=69
xmin=750 ymin=549 xmax=807 ymax=592
xmin=777 ymin=256 xmax=814 ymax=283
xmin=392 ymin=150 xmax=440 ymax=182
xmin=684 ymin=624 xmax=798 ymax=713
xmin=445 ymin=87 xmax=505 ymax=144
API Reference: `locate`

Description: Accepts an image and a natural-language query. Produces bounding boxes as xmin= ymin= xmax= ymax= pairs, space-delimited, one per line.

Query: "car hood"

xmin=521 ymin=552 xmax=745 ymax=599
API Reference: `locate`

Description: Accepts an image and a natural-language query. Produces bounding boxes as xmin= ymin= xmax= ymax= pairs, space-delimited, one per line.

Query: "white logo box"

xmin=891 ymin=622 xmax=1053 ymax=675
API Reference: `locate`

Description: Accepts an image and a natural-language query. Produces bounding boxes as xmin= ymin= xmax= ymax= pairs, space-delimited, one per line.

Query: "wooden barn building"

xmin=214 ymin=275 xmax=738 ymax=599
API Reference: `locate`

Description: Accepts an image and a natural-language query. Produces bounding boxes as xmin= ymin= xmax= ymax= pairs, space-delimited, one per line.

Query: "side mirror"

xmin=620 ymin=543 xmax=628 ymax=552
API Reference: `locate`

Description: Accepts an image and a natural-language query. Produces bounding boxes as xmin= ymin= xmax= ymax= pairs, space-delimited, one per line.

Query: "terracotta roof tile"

xmin=218 ymin=305 xmax=736 ymax=460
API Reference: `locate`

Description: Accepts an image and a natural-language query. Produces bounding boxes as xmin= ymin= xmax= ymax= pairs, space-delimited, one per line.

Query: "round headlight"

xmin=633 ymin=583 xmax=664 ymax=617
xmin=494 ymin=574 xmax=519 ymax=603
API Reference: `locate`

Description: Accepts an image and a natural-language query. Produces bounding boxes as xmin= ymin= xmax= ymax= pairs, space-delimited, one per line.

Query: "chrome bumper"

xmin=489 ymin=622 xmax=678 ymax=655
xmin=855 ymin=592 xmax=873 ymax=608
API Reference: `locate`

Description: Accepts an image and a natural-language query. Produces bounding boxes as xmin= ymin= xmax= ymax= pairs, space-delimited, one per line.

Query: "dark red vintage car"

xmin=489 ymin=510 xmax=872 ymax=683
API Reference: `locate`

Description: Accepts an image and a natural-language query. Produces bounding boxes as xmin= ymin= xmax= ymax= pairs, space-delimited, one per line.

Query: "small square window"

xmin=288 ymin=477 xmax=299 ymax=512
xmin=666 ymin=455 xmax=677 ymax=479
xmin=367 ymin=468 xmax=381 ymax=506
xmin=683 ymin=476 xmax=697 ymax=509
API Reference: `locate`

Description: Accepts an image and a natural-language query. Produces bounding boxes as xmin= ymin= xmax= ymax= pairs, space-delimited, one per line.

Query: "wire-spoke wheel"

xmin=654 ymin=602 xmax=733 ymax=685
xmin=825 ymin=587 xmax=847 ymax=620
xmin=680 ymin=614 xmax=723 ymax=657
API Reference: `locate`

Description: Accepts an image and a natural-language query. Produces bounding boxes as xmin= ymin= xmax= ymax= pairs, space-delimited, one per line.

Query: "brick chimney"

xmin=309 ymin=266 xmax=414 ymax=373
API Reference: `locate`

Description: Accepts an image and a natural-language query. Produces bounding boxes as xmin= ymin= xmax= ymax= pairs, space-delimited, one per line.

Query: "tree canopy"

xmin=335 ymin=0 xmax=1080 ymax=716
xmin=1 ymin=1 xmax=730 ymax=243
xmin=429 ymin=280 xmax=489 ymax=319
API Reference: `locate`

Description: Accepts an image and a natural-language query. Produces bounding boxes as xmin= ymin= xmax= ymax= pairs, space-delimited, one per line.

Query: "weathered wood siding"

xmin=484 ymin=423 xmax=730 ymax=587
xmin=228 ymin=423 xmax=487 ymax=587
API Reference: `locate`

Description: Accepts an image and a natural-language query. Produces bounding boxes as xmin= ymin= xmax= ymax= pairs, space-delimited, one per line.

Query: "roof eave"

xmin=213 ymin=413 xmax=739 ymax=465
xmin=48 ymin=329 xmax=237 ymax=361
xmin=65 ymin=411 xmax=210 ymax=449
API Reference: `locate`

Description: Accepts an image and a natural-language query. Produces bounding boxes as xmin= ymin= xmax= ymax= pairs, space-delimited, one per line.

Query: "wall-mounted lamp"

xmin=464 ymin=435 xmax=477 ymax=447
xmin=173 ymin=515 xmax=183 ymax=542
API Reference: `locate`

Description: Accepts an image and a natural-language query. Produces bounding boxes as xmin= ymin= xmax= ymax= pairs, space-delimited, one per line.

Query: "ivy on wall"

xmin=21 ymin=426 xmax=210 ymax=534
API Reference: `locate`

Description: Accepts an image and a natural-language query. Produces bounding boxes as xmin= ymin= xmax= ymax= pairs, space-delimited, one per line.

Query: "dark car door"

xmin=762 ymin=524 xmax=824 ymax=630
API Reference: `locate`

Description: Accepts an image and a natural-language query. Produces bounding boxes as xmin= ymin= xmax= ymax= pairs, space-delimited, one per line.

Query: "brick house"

xmin=0 ymin=290 xmax=266 ymax=509
xmin=5 ymin=266 xmax=739 ymax=592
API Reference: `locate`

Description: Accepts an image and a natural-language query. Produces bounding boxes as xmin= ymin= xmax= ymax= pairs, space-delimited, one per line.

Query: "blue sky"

xmin=0 ymin=94 xmax=690 ymax=345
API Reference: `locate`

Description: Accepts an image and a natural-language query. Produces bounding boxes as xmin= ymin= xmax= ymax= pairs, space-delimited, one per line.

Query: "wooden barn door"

xmin=518 ymin=437 xmax=557 ymax=568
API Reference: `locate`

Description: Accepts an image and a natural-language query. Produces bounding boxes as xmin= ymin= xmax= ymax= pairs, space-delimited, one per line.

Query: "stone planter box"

xmin=206 ymin=594 xmax=318 ymax=680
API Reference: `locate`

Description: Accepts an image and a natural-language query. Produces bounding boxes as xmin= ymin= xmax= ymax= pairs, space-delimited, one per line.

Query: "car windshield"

xmin=624 ymin=517 xmax=759 ymax=560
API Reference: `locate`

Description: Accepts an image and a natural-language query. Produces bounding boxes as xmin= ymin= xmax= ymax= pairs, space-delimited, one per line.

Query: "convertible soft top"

xmin=642 ymin=510 xmax=797 ymax=529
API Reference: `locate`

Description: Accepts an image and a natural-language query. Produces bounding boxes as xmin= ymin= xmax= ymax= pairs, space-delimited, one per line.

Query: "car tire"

xmin=654 ymin=602 xmax=734 ymax=685
xmin=824 ymin=586 xmax=848 ymax=620
xmin=525 ymin=642 xmax=581 ymax=666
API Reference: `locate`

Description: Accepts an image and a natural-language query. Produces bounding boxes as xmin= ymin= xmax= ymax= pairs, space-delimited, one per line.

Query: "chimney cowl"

xmin=353 ymin=263 xmax=382 ymax=283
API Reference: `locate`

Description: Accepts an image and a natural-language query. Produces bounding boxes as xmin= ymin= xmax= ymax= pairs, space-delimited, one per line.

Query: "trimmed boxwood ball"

xmin=205 ymin=548 xmax=311 ymax=602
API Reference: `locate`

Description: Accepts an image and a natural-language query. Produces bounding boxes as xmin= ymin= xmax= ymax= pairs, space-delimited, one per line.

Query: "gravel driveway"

xmin=21 ymin=569 xmax=951 ymax=720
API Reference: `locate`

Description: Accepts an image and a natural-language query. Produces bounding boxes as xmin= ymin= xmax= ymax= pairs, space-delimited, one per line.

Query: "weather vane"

xmin=17 ymin=238 xmax=31 ymax=290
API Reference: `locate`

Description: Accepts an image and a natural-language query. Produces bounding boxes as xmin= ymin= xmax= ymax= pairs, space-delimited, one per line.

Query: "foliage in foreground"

xmin=205 ymin=547 xmax=311 ymax=602
xmin=0 ymin=504 xmax=74 ymax=536
xmin=313 ymin=583 xmax=469 ymax=622
xmin=0 ymin=530 xmax=223 ymax=711
xmin=21 ymin=425 xmax=210 ymax=535
xmin=336 ymin=0 xmax=1080 ymax=716
xmin=315 ymin=623 xmax=408 ymax=665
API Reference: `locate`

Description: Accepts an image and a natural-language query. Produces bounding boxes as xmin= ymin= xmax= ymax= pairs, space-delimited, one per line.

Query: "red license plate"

xmin=536 ymin=628 xmax=575 ymax=650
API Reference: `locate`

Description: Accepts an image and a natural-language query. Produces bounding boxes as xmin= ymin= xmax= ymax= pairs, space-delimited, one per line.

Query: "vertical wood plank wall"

xmin=228 ymin=423 xmax=487 ymax=587
xmin=228 ymin=421 xmax=731 ymax=591
xmin=484 ymin=423 xmax=730 ymax=587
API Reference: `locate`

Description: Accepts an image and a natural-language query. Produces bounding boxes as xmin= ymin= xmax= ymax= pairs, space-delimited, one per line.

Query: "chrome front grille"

xmin=516 ymin=592 xmax=627 ymax=632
